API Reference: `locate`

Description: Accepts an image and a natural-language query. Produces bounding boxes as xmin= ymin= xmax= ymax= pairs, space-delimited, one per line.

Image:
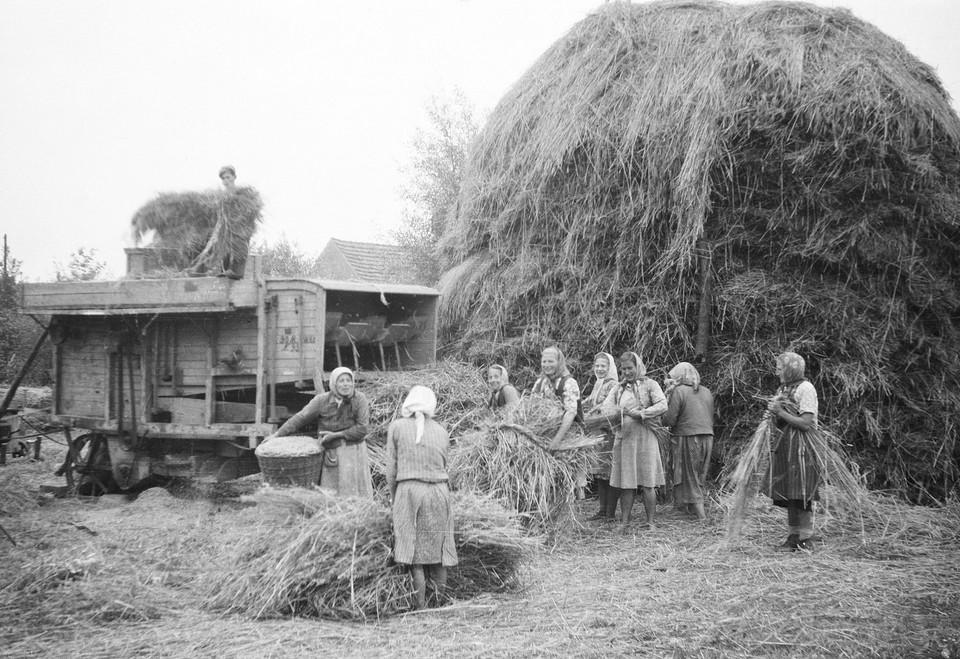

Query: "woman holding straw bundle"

xmin=764 ymin=352 xmax=820 ymax=552
xmin=267 ymin=366 xmax=373 ymax=498
xmin=530 ymin=346 xmax=582 ymax=451
xmin=662 ymin=362 xmax=714 ymax=521
xmin=582 ymin=352 xmax=619 ymax=521
xmin=601 ymin=352 xmax=667 ymax=532
xmin=486 ymin=364 xmax=520 ymax=411
xmin=385 ymin=385 xmax=458 ymax=610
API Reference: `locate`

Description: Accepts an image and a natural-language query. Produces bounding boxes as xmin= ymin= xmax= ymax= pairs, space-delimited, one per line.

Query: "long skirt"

xmin=319 ymin=440 xmax=374 ymax=498
xmin=762 ymin=426 xmax=820 ymax=508
xmin=671 ymin=434 xmax=712 ymax=504
xmin=610 ymin=418 xmax=665 ymax=489
xmin=392 ymin=480 xmax=458 ymax=566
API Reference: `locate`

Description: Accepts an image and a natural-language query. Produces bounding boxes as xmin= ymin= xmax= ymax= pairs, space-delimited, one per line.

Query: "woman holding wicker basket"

xmin=266 ymin=366 xmax=373 ymax=498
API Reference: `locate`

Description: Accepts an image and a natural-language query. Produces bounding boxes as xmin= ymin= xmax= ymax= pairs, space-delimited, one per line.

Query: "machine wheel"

xmin=64 ymin=433 xmax=117 ymax=496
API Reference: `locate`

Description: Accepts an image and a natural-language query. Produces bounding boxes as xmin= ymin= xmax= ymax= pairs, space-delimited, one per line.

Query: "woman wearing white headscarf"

xmin=386 ymin=385 xmax=458 ymax=609
xmin=486 ymin=364 xmax=521 ymax=410
xmin=662 ymin=362 xmax=714 ymax=520
xmin=268 ymin=366 xmax=373 ymax=498
xmin=600 ymin=352 xmax=668 ymax=532
xmin=531 ymin=346 xmax=582 ymax=450
xmin=583 ymin=352 xmax=619 ymax=520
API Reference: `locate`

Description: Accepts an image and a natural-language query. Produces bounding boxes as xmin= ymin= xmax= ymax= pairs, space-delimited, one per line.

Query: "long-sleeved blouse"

xmin=274 ymin=391 xmax=369 ymax=442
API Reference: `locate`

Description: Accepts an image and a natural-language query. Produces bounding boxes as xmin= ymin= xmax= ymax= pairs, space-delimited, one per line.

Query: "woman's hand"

xmin=767 ymin=398 xmax=782 ymax=417
xmin=628 ymin=408 xmax=645 ymax=420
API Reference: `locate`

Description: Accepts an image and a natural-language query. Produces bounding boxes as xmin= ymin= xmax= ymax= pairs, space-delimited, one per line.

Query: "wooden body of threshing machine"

xmin=19 ymin=252 xmax=439 ymax=493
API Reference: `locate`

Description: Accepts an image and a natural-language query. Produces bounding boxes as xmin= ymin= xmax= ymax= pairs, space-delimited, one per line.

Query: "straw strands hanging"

xmin=721 ymin=400 xmax=880 ymax=544
xmin=205 ymin=488 xmax=533 ymax=621
xmin=438 ymin=1 xmax=960 ymax=502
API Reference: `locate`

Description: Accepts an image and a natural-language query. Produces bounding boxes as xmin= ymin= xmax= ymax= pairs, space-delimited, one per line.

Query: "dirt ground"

xmin=2 ymin=438 xmax=959 ymax=659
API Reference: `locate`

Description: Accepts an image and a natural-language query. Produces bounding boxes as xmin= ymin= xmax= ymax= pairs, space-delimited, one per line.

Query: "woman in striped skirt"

xmin=385 ymin=385 xmax=458 ymax=609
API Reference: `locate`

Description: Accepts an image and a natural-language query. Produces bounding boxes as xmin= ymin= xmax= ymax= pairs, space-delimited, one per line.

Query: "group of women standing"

xmin=488 ymin=347 xmax=819 ymax=550
xmin=487 ymin=347 xmax=714 ymax=533
xmin=260 ymin=346 xmax=820 ymax=610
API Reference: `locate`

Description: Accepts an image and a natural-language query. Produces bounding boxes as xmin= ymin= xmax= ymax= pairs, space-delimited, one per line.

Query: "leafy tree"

xmin=55 ymin=247 xmax=107 ymax=281
xmin=0 ymin=243 xmax=50 ymax=386
xmin=393 ymin=88 xmax=482 ymax=284
xmin=255 ymin=236 xmax=323 ymax=278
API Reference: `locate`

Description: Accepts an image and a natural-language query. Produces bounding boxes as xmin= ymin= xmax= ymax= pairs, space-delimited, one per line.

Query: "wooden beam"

xmin=254 ymin=282 xmax=267 ymax=426
xmin=204 ymin=316 xmax=219 ymax=425
xmin=695 ymin=240 xmax=713 ymax=358
xmin=314 ymin=286 xmax=326 ymax=389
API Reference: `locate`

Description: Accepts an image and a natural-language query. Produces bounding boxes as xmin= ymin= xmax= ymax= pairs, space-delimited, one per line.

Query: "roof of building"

xmin=317 ymin=238 xmax=419 ymax=285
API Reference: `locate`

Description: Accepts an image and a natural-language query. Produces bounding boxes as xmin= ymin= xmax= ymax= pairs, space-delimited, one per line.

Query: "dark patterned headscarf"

xmin=777 ymin=352 xmax=806 ymax=387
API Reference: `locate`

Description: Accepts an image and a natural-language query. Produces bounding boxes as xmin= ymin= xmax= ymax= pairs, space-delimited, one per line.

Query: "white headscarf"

xmin=587 ymin=352 xmax=619 ymax=406
xmin=401 ymin=385 xmax=437 ymax=444
xmin=329 ymin=367 xmax=354 ymax=404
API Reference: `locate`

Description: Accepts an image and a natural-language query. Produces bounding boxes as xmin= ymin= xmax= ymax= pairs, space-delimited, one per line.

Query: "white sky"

xmin=1 ymin=0 xmax=958 ymax=281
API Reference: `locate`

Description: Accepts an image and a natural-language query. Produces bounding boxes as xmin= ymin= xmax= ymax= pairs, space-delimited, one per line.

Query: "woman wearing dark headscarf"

xmin=386 ymin=385 xmax=457 ymax=609
xmin=531 ymin=346 xmax=581 ymax=451
xmin=662 ymin=362 xmax=714 ymax=521
xmin=601 ymin=352 xmax=667 ymax=531
xmin=486 ymin=364 xmax=521 ymax=410
xmin=267 ymin=366 xmax=373 ymax=498
xmin=764 ymin=352 xmax=820 ymax=551
xmin=583 ymin=352 xmax=619 ymax=520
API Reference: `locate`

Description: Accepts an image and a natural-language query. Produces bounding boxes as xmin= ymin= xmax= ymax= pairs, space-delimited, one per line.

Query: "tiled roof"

xmin=326 ymin=239 xmax=417 ymax=284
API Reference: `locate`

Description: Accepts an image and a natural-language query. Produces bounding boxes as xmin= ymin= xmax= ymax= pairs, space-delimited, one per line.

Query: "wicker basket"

xmin=255 ymin=436 xmax=323 ymax=488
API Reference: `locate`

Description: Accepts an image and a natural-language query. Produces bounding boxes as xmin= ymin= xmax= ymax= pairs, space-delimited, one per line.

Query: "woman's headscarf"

xmin=401 ymin=385 xmax=437 ymax=444
xmin=619 ymin=351 xmax=647 ymax=379
xmin=488 ymin=364 xmax=509 ymax=387
xmin=586 ymin=352 xmax=619 ymax=405
xmin=541 ymin=346 xmax=571 ymax=379
xmin=668 ymin=362 xmax=700 ymax=391
xmin=777 ymin=352 xmax=806 ymax=387
xmin=329 ymin=367 xmax=354 ymax=403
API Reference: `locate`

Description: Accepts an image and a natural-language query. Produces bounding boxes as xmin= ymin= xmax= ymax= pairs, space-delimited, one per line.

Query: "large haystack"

xmin=439 ymin=1 xmax=960 ymax=501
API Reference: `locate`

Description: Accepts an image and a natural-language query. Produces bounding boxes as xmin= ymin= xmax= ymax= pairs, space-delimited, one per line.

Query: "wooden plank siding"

xmin=21 ymin=277 xmax=258 ymax=314
xmin=41 ymin=275 xmax=439 ymax=435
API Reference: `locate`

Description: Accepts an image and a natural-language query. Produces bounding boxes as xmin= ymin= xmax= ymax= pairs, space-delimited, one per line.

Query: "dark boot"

xmin=796 ymin=537 xmax=815 ymax=552
xmin=776 ymin=533 xmax=799 ymax=552
xmin=588 ymin=480 xmax=610 ymax=520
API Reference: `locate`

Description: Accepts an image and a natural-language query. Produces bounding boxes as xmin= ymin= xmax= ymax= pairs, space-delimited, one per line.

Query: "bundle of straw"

xmin=449 ymin=397 xmax=602 ymax=534
xmin=206 ymin=488 xmax=532 ymax=620
xmin=721 ymin=400 xmax=878 ymax=544
xmin=362 ymin=361 xmax=490 ymax=447
xmin=130 ymin=186 xmax=262 ymax=274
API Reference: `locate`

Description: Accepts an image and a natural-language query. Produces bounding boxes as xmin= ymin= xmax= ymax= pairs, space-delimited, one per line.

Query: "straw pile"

xmin=206 ymin=488 xmax=533 ymax=621
xmin=362 ymin=361 xmax=490 ymax=447
xmin=449 ymin=397 xmax=602 ymax=534
xmin=721 ymin=400 xmax=877 ymax=543
xmin=438 ymin=1 xmax=960 ymax=503
xmin=130 ymin=186 xmax=262 ymax=274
